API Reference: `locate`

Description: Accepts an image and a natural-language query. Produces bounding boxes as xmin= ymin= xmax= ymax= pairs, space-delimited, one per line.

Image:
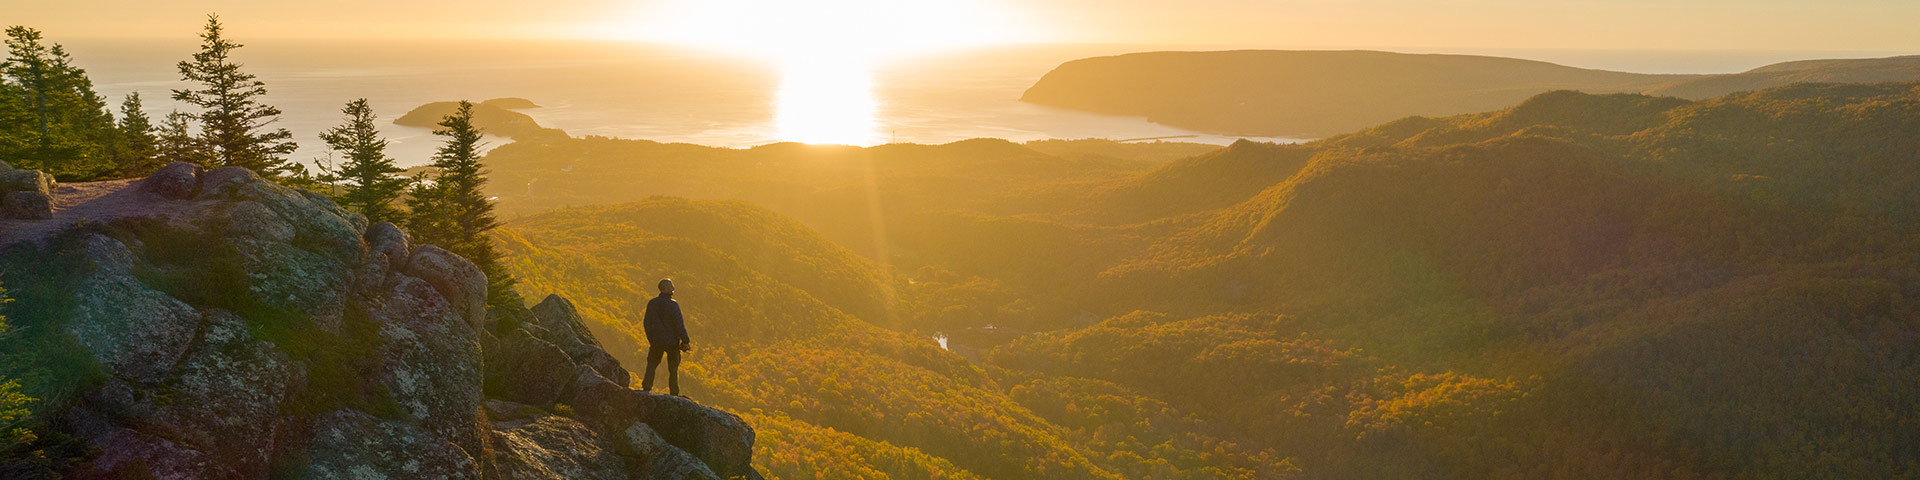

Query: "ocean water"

xmin=55 ymin=38 xmax=1913 ymax=168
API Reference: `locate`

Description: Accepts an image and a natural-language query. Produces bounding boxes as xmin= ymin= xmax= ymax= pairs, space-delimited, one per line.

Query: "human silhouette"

xmin=641 ymin=278 xmax=692 ymax=396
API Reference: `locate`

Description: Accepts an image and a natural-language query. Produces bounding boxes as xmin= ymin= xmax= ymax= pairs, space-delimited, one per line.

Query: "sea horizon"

xmin=53 ymin=37 xmax=1920 ymax=168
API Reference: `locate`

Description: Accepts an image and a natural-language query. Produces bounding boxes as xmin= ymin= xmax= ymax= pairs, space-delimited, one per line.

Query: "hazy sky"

xmin=6 ymin=0 xmax=1920 ymax=51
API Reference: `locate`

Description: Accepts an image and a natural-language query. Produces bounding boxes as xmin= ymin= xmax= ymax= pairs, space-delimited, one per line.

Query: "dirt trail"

xmin=0 ymin=178 xmax=146 ymax=247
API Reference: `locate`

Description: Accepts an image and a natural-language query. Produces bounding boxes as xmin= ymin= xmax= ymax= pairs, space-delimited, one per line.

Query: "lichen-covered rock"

xmin=621 ymin=422 xmax=721 ymax=480
xmin=487 ymin=328 xmax=576 ymax=406
xmin=0 ymin=168 xmax=53 ymax=196
xmin=195 ymin=166 xmax=261 ymax=200
xmin=135 ymin=309 xmax=298 ymax=474
xmin=62 ymin=407 xmax=227 ymax=478
xmin=64 ymin=234 xmax=200 ymax=385
xmin=489 ymin=416 xmax=630 ymax=480
xmin=572 ymin=381 xmax=758 ymax=479
xmin=67 ymin=308 xmax=299 ymax=479
xmin=0 ymin=166 xmax=760 ymax=479
xmin=558 ymin=364 xmax=619 ymax=406
xmin=373 ymin=275 xmax=485 ymax=455
xmin=407 ymin=244 xmax=489 ymax=330
xmin=531 ymin=295 xmax=602 ymax=351
xmin=304 ymin=409 xmax=481 ymax=480
xmin=140 ymin=161 xmax=202 ymax=199
xmin=366 ymin=221 xmax=412 ymax=270
xmin=529 ymin=294 xmax=632 ymax=386
xmin=2 ymin=190 xmax=52 ymax=219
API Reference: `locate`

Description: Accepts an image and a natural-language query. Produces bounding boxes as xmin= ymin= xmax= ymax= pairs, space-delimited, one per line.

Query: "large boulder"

xmin=406 ymin=245 xmax=489 ymax=330
xmin=2 ymin=190 xmax=51 ymax=219
xmin=63 ymin=234 xmax=200 ymax=385
xmin=365 ymin=221 xmax=412 ymax=270
xmin=61 ymin=408 xmax=227 ymax=478
xmin=528 ymin=294 xmax=632 ymax=387
xmin=486 ymin=329 xmax=579 ymax=406
xmin=0 ymin=165 xmax=56 ymax=220
xmin=0 ymin=168 xmax=53 ymax=197
xmin=195 ymin=166 xmax=261 ymax=199
xmin=488 ymin=416 xmax=631 ymax=480
xmin=621 ymin=422 xmax=721 ymax=480
xmin=303 ymin=409 xmax=481 ymax=480
xmin=372 ymin=275 xmax=485 ymax=454
xmin=139 ymin=161 xmax=202 ymax=199
xmin=72 ymin=309 xmax=298 ymax=479
xmin=572 ymin=381 xmax=758 ymax=479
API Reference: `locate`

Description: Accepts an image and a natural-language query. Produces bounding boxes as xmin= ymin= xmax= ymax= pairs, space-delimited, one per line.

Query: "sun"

xmin=598 ymin=0 xmax=1034 ymax=145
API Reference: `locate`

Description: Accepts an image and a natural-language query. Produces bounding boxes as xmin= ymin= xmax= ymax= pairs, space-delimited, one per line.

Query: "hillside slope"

xmin=1021 ymin=50 xmax=1920 ymax=136
xmin=0 ymin=164 xmax=760 ymax=479
xmin=1020 ymin=50 xmax=1690 ymax=136
xmin=495 ymin=197 xmax=1301 ymax=479
xmin=1060 ymin=83 xmax=1920 ymax=477
xmin=460 ymin=82 xmax=1920 ymax=478
xmin=1647 ymin=54 xmax=1920 ymax=98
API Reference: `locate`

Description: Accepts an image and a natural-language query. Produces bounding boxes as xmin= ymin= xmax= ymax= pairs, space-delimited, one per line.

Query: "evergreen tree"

xmin=0 ymin=280 xmax=32 ymax=455
xmin=111 ymin=92 xmax=161 ymax=176
xmin=319 ymin=99 xmax=410 ymax=224
xmin=171 ymin=14 xmax=296 ymax=179
xmin=406 ymin=101 xmax=517 ymax=307
xmin=3 ymin=26 xmax=115 ymax=179
xmin=0 ymin=77 xmax=30 ymax=162
xmin=3 ymin=27 xmax=56 ymax=158
xmin=155 ymin=110 xmax=210 ymax=167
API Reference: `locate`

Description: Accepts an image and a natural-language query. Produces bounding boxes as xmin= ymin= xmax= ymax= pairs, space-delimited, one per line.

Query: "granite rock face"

xmin=0 ymin=164 xmax=55 ymax=219
xmin=0 ymin=164 xmax=758 ymax=479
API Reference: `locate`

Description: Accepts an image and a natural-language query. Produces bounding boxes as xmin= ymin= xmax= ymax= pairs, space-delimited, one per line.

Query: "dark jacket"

xmin=642 ymin=293 xmax=690 ymax=348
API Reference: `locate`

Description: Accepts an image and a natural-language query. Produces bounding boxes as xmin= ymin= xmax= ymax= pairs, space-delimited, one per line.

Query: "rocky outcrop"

xmin=0 ymin=161 xmax=55 ymax=219
xmin=0 ymin=163 xmax=758 ymax=479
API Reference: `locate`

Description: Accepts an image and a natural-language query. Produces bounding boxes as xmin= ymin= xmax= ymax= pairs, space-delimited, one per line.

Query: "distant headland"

xmin=1021 ymin=50 xmax=1920 ymax=136
xmin=395 ymin=97 xmax=568 ymax=141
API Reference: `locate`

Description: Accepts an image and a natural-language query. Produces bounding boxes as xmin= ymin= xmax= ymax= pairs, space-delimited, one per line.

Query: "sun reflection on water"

xmin=774 ymin=57 xmax=881 ymax=146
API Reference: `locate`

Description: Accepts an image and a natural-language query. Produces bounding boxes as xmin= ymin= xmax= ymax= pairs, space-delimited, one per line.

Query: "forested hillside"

xmin=495 ymin=198 xmax=1297 ymax=479
xmin=487 ymin=82 xmax=1920 ymax=478
xmin=1019 ymin=50 xmax=1920 ymax=137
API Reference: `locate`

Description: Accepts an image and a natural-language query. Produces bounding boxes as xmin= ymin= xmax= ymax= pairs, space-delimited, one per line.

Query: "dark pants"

xmin=642 ymin=345 xmax=682 ymax=395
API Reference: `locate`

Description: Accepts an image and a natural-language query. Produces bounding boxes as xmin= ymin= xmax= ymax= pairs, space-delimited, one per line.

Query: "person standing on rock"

xmin=641 ymin=278 xmax=692 ymax=396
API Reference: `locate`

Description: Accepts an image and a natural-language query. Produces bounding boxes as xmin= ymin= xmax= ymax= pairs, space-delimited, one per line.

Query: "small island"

xmin=395 ymin=97 xmax=567 ymax=141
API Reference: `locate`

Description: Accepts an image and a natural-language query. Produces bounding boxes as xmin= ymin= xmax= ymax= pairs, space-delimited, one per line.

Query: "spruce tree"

xmin=171 ymin=14 xmax=296 ymax=179
xmin=406 ymin=101 xmax=517 ymax=307
xmin=3 ymin=26 xmax=115 ymax=179
xmin=0 ymin=78 xmax=30 ymax=161
xmin=155 ymin=110 xmax=209 ymax=167
xmin=319 ymin=99 xmax=410 ymax=224
xmin=112 ymin=92 xmax=161 ymax=176
xmin=3 ymin=27 xmax=56 ymax=160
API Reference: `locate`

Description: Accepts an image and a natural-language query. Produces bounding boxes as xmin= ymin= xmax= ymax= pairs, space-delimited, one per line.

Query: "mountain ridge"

xmin=1021 ymin=50 xmax=1920 ymax=136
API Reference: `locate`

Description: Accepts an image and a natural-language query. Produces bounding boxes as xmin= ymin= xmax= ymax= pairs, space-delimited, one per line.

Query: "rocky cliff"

xmin=0 ymin=163 xmax=759 ymax=479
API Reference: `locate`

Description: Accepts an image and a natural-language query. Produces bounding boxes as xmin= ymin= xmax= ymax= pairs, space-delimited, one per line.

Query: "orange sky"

xmin=7 ymin=0 xmax=1920 ymax=52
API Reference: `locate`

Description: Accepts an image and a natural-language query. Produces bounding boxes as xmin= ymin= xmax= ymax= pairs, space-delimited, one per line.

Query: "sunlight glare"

xmin=775 ymin=57 xmax=880 ymax=145
xmin=603 ymin=0 xmax=1035 ymax=145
